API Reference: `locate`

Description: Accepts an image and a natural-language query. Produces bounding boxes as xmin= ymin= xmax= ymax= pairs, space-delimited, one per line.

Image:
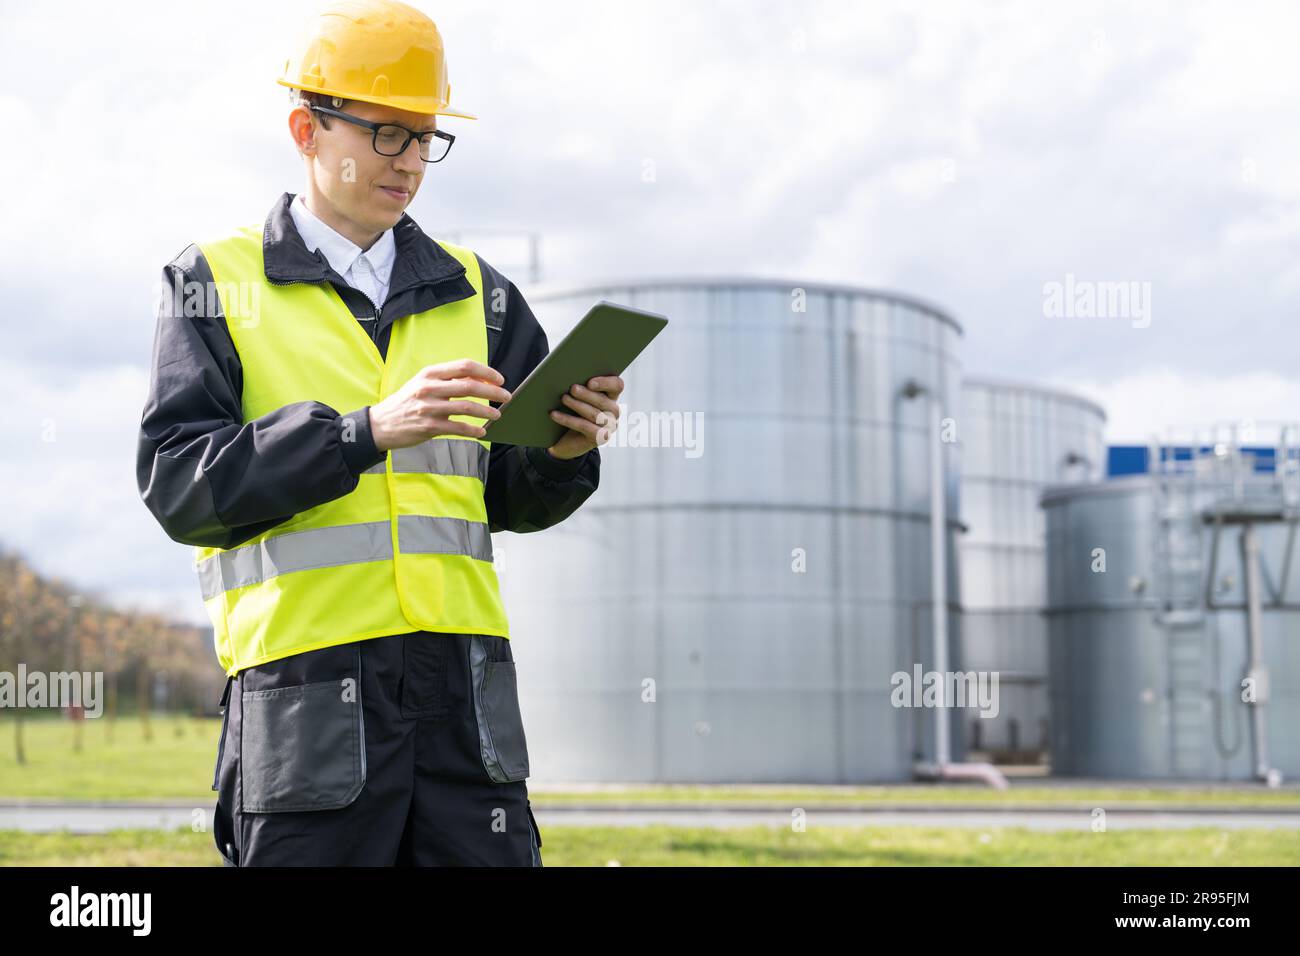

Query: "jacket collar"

xmin=262 ymin=191 xmax=467 ymax=298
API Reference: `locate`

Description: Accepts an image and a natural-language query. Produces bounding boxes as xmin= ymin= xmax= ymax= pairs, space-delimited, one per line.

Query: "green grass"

xmin=5 ymin=715 xmax=1296 ymax=866
xmin=2 ymin=714 xmax=1298 ymax=809
xmin=0 ymin=715 xmax=221 ymax=800
xmin=1 ymin=825 xmax=1297 ymax=866
xmin=0 ymin=828 xmax=220 ymax=867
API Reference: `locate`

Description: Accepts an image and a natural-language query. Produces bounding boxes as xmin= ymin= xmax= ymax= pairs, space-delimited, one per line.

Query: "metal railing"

xmin=1147 ymin=422 xmax=1300 ymax=625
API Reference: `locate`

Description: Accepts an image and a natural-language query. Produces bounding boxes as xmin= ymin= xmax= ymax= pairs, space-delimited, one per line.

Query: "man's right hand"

xmin=368 ymin=359 xmax=512 ymax=452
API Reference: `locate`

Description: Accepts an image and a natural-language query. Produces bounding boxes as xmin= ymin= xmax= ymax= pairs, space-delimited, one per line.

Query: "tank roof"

xmin=1039 ymin=474 xmax=1151 ymax=507
xmin=525 ymin=275 xmax=963 ymax=335
xmin=963 ymin=376 xmax=1108 ymax=421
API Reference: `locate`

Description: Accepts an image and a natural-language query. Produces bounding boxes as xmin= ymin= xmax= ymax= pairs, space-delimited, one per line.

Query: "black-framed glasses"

xmin=308 ymin=105 xmax=455 ymax=163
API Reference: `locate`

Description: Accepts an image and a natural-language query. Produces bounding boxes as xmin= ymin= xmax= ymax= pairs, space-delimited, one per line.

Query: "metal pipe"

xmin=902 ymin=379 xmax=1007 ymax=790
xmin=913 ymin=760 xmax=1010 ymax=788
xmin=1060 ymin=451 xmax=1094 ymax=483
xmin=929 ymin=394 xmax=951 ymax=765
xmin=1240 ymin=525 xmax=1275 ymax=783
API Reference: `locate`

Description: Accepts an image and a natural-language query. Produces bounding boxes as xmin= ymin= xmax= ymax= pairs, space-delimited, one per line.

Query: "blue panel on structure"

xmin=1108 ymin=446 xmax=1148 ymax=476
xmin=1107 ymin=444 xmax=1277 ymax=477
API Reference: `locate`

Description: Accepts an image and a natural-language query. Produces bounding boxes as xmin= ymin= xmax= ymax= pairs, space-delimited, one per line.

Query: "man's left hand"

xmin=547 ymin=375 xmax=625 ymax=460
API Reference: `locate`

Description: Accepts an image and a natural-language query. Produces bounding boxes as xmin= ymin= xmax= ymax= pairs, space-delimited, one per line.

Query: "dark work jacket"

xmin=136 ymin=192 xmax=599 ymax=552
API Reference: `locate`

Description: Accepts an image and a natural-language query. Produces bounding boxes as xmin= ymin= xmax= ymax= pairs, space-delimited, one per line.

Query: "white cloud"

xmin=3 ymin=0 xmax=1300 ymax=612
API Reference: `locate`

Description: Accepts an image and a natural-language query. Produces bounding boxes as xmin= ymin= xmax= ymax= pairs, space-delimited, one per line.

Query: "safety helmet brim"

xmin=279 ymin=78 xmax=477 ymax=120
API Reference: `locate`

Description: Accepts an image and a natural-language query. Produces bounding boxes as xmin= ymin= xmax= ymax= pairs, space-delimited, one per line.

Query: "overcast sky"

xmin=2 ymin=0 xmax=1298 ymax=620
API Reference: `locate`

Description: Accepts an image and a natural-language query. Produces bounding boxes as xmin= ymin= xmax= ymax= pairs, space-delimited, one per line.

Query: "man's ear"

xmin=289 ymin=107 xmax=317 ymax=156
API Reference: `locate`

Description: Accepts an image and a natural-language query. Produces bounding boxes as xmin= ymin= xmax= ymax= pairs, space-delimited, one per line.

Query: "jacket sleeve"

xmin=136 ymin=244 xmax=386 ymax=549
xmin=481 ymin=265 xmax=600 ymax=534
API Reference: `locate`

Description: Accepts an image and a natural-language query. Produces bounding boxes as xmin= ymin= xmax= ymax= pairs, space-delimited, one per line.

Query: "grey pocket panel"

xmin=241 ymin=673 xmax=365 ymax=812
xmin=526 ymin=799 xmax=543 ymax=867
xmin=470 ymin=636 xmax=531 ymax=783
xmin=212 ymin=676 xmax=233 ymax=793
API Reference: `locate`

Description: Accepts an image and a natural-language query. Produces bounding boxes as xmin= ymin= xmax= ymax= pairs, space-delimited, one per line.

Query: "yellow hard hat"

xmin=278 ymin=0 xmax=476 ymax=120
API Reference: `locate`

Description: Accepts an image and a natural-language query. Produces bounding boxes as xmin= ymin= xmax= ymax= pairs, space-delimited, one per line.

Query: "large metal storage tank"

xmin=497 ymin=278 xmax=965 ymax=783
xmin=958 ymin=380 xmax=1106 ymax=762
xmin=1041 ymin=467 xmax=1300 ymax=780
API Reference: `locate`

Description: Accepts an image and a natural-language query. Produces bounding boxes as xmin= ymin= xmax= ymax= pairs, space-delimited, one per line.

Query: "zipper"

xmin=266 ymin=274 xmax=321 ymax=289
xmin=351 ymin=279 xmax=382 ymax=349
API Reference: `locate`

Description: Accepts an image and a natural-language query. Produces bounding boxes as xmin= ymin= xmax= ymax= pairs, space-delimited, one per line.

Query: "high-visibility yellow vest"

xmin=193 ymin=225 xmax=509 ymax=676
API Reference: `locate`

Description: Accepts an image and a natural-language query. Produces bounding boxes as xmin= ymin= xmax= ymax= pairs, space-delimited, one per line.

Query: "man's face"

xmin=300 ymin=99 xmax=437 ymax=235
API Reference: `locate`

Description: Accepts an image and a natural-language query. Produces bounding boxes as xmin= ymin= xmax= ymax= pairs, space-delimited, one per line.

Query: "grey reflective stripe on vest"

xmin=362 ymin=438 xmax=488 ymax=483
xmin=196 ymin=515 xmax=492 ymax=600
xmin=397 ymin=514 xmax=493 ymax=562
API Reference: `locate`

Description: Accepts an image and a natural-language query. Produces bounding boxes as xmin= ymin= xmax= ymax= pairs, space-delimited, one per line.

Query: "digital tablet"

xmin=482 ymin=300 xmax=668 ymax=447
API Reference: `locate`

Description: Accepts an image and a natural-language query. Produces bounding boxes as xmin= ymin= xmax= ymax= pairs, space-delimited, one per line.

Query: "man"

xmin=135 ymin=0 xmax=623 ymax=866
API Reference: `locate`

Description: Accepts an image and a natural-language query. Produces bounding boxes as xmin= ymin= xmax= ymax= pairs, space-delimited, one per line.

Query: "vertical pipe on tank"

xmin=929 ymin=392 xmax=951 ymax=765
xmin=1241 ymin=524 xmax=1274 ymax=782
xmin=903 ymin=379 xmax=1006 ymax=788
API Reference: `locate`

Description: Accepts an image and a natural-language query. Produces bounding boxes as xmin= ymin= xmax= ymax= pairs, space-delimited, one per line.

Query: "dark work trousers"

xmin=210 ymin=632 xmax=543 ymax=866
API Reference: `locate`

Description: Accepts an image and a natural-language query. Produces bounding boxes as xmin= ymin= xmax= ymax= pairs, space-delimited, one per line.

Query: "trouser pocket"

xmin=240 ymin=646 xmax=367 ymax=813
xmin=469 ymin=635 xmax=530 ymax=783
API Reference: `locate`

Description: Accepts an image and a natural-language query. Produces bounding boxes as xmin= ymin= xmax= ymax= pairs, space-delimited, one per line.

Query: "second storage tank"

xmin=958 ymin=379 xmax=1106 ymax=761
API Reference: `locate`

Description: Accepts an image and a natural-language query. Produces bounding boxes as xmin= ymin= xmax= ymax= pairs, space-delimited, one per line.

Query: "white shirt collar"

xmin=288 ymin=193 xmax=396 ymax=291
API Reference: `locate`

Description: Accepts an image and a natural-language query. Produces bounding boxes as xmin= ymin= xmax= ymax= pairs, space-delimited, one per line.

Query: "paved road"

xmin=532 ymin=808 xmax=1300 ymax=831
xmin=2 ymin=801 xmax=1299 ymax=833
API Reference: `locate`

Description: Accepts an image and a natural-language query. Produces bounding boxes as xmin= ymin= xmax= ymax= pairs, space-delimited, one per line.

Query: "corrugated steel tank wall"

xmin=496 ymin=279 xmax=965 ymax=782
xmin=958 ymin=380 xmax=1106 ymax=758
xmin=1042 ymin=477 xmax=1300 ymax=779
